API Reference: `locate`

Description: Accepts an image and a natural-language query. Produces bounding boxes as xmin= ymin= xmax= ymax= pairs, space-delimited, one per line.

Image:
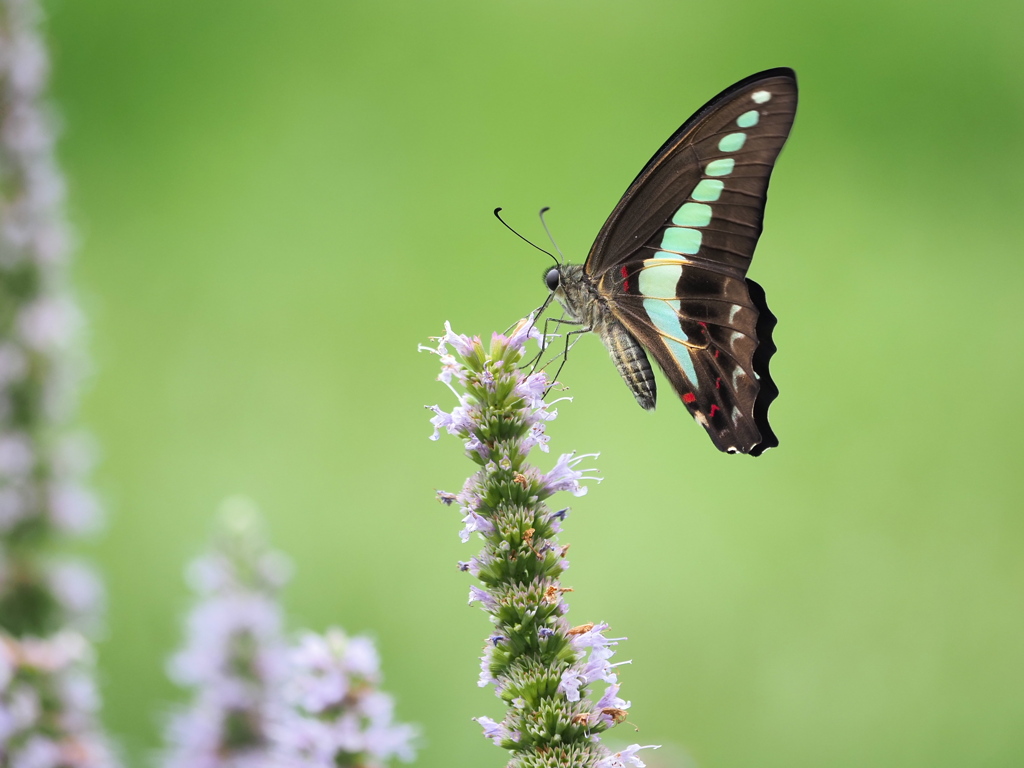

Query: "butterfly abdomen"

xmin=595 ymin=321 xmax=657 ymax=411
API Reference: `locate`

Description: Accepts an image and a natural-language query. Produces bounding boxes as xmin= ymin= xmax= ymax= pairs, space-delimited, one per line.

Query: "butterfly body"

xmin=546 ymin=264 xmax=658 ymax=411
xmin=542 ymin=68 xmax=797 ymax=456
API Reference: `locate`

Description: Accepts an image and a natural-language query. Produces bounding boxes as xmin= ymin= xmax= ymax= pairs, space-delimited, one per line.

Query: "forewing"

xmin=585 ymin=68 xmax=797 ymax=274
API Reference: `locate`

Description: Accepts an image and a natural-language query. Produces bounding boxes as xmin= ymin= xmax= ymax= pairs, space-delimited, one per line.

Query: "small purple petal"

xmin=473 ymin=715 xmax=510 ymax=745
xmin=595 ymin=744 xmax=661 ymax=768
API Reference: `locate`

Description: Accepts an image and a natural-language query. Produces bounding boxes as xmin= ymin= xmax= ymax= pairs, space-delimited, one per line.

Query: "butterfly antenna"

xmin=538 ymin=207 xmax=565 ymax=264
xmin=493 ymin=208 xmax=559 ymax=268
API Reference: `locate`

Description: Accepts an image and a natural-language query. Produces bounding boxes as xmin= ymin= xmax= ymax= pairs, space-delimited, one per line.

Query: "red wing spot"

xmin=713 ymin=349 xmax=720 ymax=359
xmin=715 ymin=378 xmax=721 ymax=389
xmin=682 ymin=392 xmax=696 ymax=404
xmin=620 ymin=265 xmax=630 ymax=292
xmin=709 ymin=404 xmax=720 ymax=418
xmin=698 ymin=321 xmax=708 ymax=330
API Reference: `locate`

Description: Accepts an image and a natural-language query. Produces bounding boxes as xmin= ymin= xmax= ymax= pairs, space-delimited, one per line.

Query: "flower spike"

xmin=425 ymin=319 xmax=659 ymax=767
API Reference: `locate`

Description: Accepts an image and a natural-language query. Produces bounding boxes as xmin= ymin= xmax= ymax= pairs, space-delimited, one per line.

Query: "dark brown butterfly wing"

xmin=587 ymin=68 xmax=796 ymax=454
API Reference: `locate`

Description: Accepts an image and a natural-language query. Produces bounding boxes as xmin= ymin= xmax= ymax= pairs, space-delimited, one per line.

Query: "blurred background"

xmin=43 ymin=0 xmax=1024 ymax=766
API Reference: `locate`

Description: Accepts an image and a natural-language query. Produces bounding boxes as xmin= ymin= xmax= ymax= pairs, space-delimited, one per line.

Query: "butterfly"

xmin=541 ymin=68 xmax=797 ymax=455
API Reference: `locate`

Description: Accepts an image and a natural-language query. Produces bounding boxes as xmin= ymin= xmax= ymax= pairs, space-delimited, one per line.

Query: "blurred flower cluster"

xmin=163 ymin=499 xmax=290 ymax=768
xmin=0 ymin=1 xmax=119 ymax=765
xmin=275 ymin=628 xmax=417 ymax=768
xmin=0 ymin=631 xmax=117 ymax=767
xmin=1 ymin=0 xmax=102 ymax=641
xmin=162 ymin=499 xmax=417 ymax=768
xmin=424 ymin=320 xmax=658 ymax=768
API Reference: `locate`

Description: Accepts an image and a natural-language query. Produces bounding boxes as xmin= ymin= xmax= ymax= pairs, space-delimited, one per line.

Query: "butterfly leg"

xmin=542 ymin=322 xmax=591 ymax=394
xmin=522 ymin=314 xmax=580 ymax=372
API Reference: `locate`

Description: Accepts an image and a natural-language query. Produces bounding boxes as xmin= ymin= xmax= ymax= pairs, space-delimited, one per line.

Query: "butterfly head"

xmin=543 ymin=266 xmax=561 ymax=292
xmin=541 ymin=263 xmax=590 ymax=328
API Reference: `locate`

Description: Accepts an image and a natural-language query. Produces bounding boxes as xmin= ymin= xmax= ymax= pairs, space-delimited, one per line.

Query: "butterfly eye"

xmin=544 ymin=268 xmax=561 ymax=291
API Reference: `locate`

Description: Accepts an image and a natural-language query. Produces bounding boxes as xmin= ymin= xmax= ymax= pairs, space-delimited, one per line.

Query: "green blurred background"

xmin=44 ymin=0 xmax=1024 ymax=766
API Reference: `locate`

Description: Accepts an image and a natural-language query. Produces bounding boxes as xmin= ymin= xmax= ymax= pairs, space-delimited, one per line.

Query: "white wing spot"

xmin=752 ymin=90 xmax=771 ymax=104
xmin=732 ymin=367 xmax=745 ymax=390
xmin=729 ymin=331 xmax=743 ymax=349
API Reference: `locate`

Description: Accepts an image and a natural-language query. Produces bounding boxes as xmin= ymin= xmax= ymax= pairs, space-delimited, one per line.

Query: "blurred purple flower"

xmin=0 ymin=1 xmax=118 ymax=762
xmin=162 ymin=498 xmax=289 ymax=768
xmin=274 ymin=627 xmax=418 ymax=767
xmin=0 ymin=631 xmax=120 ymax=767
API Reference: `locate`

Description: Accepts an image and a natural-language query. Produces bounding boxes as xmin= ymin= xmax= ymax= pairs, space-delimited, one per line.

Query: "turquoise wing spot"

xmin=737 ymin=110 xmax=759 ymax=128
xmin=672 ymin=203 xmax=712 ymax=227
xmin=638 ymin=261 xmax=682 ymax=298
xmin=666 ymin=337 xmax=700 ymax=388
xmin=643 ymin=298 xmax=686 ymax=339
xmin=691 ymin=179 xmax=724 ymax=202
xmin=705 ymin=158 xmax=735 ymax=177
xmin=642 ymin=298 xmax=699 ymax=386
xmin=661 ymin=226 xmax=703 ymax=254
xmin=639 ymin=263 xmax=701 ymax=389
xmin=718 ymin=132 xmax=746 ymax=152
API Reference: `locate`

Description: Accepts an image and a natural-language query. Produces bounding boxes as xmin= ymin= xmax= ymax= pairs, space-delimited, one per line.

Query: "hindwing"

xmin=605 ymin=260 xmax=778 ymax=454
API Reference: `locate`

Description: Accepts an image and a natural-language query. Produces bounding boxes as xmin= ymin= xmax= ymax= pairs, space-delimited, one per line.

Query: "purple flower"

xmin=0 ymin=632 xmax=118 ymax=767
xmin=558 ymin=666 xmax=585 ymax=702
xmin=47 ymin=482 xmax=102 ymax=534
xmin=285 ymin=632 xmax=351 ymax=713
xmin=520 ymin=421 xmax=552 ymax=454
xmin=459 ymin=509 xmax=494 ymax=543
xmin=48 ymin=560 xmax=104 ymax=630
xmin=427 ymin=321 xmax=655 ymax=765
xmin=468 ymin=585 xmax=498 ymax=612
xmin=162 ymin=503 xmax=288 ymax=767
xmin=505 ymin=315 xmax=544 ymax=349
xmin=441 ymin=321 xmax=478 ymax=357
xmin=541 ymin=452 xmax=602 ymax=497
xmin=426 ymin=399 xmax=482 ymax=444
xmin=17 ymin=296 xmax=79 ymax=352
xmin=342 ymin=635 xmax=381 ymax=679
xmin=514 ymin=371 xmax=549 ymax=405
xmin=473 ymin=715 xmax=512 ymax=746
xmin=0 ymin=2 xmax=117 ymax=745
xmin=426 ymin=405 xmax=456 ymax=441
xmin=595 ymin=744 xmax=662 ymax=768
xmin=12 ymin=735 xmax=61 ymax=768
xmin=478 ymin=644 xmax=498 ymax=688
xmin=596 ymin=682 xmax=630 ymax=711
xmin=0 ymin=432 xmax=34 ymax=477
xmin=276 ymin=627 xmax=418 ymax=766
xmin=465 ymin=433 xmax=490 ymax=460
